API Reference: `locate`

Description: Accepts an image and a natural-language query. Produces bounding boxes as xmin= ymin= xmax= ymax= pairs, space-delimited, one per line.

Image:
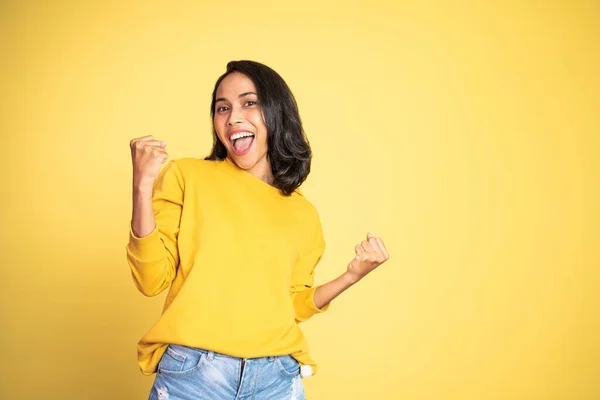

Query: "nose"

xmin=227 ymin=105 xmax=244 ymax=126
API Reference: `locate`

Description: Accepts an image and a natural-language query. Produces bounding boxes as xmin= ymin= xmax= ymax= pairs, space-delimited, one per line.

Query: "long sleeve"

xmin=126 ymin=160 xmax=184 ymax=297
xmin=290 ymin=213 xmax=330 ymax=323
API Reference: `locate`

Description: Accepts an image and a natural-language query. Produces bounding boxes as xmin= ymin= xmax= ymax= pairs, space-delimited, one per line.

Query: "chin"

xmin=230 ymin=155 xmax=257 ymax=170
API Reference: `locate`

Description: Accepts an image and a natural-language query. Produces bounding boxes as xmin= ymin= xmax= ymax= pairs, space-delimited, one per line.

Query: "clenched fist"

xmin=346 ymin=232 xmax=390 ymax=283
xmin=130 ymin=135 xmax=169 ymax=189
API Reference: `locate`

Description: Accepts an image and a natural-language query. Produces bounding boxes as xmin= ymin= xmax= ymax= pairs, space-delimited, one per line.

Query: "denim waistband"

xmin=168 ymin=343 xmax=280 ymax=363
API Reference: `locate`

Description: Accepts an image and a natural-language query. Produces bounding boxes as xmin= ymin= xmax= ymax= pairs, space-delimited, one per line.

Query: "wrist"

xmin=133 ymin=182 xmax=154 ymax=196
xmin=342 ymin=270 xmax=361 ymax=286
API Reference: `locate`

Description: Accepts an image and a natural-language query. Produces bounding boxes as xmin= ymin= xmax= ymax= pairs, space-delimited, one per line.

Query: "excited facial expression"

xmin=213 ymin=72 xmax=271 ymax=184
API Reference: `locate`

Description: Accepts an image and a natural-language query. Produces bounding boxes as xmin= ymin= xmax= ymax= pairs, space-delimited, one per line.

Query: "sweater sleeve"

xmin=126 ymin=160 xmax=184 ymax=297
xmin=290 ymin=212 xmax=330 ymax=323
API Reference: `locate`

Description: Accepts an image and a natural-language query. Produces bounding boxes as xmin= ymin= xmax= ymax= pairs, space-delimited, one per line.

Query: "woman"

xmin=127 ymin=60 xmax=390 ymax=400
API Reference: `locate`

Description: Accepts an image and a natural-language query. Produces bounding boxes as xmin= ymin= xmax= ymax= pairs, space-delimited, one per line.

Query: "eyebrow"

xmin=215 ymin=92 xmax=257 ymax=103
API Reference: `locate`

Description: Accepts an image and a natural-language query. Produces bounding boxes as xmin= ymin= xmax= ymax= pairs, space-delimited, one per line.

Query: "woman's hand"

xmin=345 ymin=233 xmax=390 ymax=284
xmin=129 ymin=135 xmax=169 ymax=238
xmin=312 ymin=233 xmax=390 ymax=309
xmin=130 ymin=135 xmax=169 ymax=189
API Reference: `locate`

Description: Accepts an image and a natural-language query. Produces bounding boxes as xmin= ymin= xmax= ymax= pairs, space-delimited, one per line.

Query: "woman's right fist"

xmin=130 ymin=135 xmax=169 ymax=188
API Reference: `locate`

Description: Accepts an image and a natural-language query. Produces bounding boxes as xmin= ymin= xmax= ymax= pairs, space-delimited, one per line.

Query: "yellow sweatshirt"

xmin=126 ymin=157 xmax=330 ymax=376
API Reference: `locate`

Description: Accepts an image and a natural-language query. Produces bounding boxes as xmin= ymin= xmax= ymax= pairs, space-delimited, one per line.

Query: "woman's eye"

xmin=216 ymin=106 xmax=229 ymax=112
xmin=245 ymin=101 xmax=257 ymax=107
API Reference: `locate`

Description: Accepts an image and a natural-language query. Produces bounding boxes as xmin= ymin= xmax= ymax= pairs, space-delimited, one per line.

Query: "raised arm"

xmin=313 ymin=232 xmax=390 ymax=309
xmin=126 ymin=135 xmax=183 ymax=297
xmin=131 ymin=135 xmax=169 ymax=237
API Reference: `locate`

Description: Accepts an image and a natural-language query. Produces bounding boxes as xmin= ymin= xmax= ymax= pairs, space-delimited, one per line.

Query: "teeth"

xmin=230 ymin=132 xmax=254 ymax=141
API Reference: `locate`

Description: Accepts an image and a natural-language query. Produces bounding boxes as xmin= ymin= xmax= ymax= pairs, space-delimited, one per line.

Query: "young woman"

xmin=127 ymin=60 xmax=389 ymax=400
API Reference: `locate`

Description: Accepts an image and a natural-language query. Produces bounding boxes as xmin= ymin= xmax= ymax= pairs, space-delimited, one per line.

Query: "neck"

xmin=250 ymin=163 xmax=274 ymax=186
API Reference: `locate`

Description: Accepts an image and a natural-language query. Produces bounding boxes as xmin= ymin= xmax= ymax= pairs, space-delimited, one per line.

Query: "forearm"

xmin=131 ymin=184 xmax=156 ymax=238
xmin=313 ymin=271 xmax=359 ymax=310
xmin=127 ymin=184 xmax=178 ymax=297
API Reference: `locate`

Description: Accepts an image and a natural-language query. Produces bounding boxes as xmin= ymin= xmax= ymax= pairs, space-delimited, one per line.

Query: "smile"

xmin=229 ymin=131 xmax=255 ymax=155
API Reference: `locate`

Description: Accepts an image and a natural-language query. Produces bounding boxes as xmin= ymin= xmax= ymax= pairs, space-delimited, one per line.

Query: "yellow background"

xmin=1 ymin=1 xmax=598 ymax=399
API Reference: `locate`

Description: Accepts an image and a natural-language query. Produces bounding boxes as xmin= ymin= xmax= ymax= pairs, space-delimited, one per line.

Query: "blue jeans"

xmin=149 ymin=344 xmax=306 ymax=400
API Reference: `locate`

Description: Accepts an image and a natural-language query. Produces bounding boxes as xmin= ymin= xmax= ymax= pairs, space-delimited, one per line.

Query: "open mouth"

xmin=230 ymin=131 xmax=255 ymax=155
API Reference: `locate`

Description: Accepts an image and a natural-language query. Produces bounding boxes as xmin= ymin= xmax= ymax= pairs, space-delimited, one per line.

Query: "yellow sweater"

xmin=126 ymin=157 xmax=330 ymax=376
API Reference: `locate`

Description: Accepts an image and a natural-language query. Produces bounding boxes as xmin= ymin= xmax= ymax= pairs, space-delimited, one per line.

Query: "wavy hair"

xmin=205 ymin=60 xmax=312 ymax=196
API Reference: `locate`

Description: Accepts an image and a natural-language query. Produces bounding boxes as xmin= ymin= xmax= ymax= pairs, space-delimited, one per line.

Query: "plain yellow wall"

xmin=1 ymin=1 xmax=598 ymax=399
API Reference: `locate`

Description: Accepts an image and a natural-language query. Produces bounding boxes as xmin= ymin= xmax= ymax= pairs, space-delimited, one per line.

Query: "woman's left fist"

xmin=346 ymin=232 xmax=390 ymax=283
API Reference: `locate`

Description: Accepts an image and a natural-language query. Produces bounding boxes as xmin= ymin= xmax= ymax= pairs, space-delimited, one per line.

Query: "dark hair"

xmin=205 ymin=60 xmax=312 ymax=196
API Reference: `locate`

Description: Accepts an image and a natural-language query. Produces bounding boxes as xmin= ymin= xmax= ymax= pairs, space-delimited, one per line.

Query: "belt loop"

xmin=207 ymin=350 xmax=215 ymax=361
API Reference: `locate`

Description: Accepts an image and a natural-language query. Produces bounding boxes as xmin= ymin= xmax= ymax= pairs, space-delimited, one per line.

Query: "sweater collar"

xmin=220 ymin=157 xmax=285 ymax=197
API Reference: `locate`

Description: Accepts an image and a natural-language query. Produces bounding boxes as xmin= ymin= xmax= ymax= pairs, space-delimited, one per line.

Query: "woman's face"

xmin=213 ymin=72 xmax=271 ymax=183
